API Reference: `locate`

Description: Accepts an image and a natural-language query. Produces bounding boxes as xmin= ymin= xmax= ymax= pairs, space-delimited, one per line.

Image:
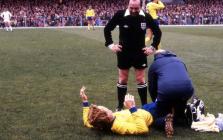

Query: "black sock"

xmin=137 ymin=83 xmax=148 ymax=106
xmin=117 ymin=83 xmax=127 ymax=109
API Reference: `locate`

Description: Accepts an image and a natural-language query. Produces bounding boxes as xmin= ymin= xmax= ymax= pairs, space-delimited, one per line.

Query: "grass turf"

xmin=0 ymin=27 xmax=223 ymax=140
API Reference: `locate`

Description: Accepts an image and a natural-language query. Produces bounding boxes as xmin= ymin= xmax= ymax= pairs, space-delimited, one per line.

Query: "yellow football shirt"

xmin=82 ymin=107 xmax=153 ymax=135
xmin=86 ymin=9 xmax=95 ymax=17
xmin=146 ymin=1 xmax=165 ymax=19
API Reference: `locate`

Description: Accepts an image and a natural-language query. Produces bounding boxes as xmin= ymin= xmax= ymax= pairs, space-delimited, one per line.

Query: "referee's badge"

xmin=141 ymin=22 xmax=146 ymax=30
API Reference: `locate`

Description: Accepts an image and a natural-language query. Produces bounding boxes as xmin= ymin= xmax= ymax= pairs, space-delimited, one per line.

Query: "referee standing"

xmin=104 ymin=0 xmax=162 ymax=111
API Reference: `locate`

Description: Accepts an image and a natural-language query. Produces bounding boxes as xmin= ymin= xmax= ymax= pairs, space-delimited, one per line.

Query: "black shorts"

xmin=154 ymin=19 xmax=160 ymax=26
xmin=117 ymin=51 xmax=148 ymax=69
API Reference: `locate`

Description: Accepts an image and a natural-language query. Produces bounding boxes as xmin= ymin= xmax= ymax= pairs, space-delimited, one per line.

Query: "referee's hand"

xmin=108 ymin=44 xmax=122 ymax=53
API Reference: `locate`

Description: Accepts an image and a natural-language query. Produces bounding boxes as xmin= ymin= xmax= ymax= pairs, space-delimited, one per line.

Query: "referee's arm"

xmin=104 ymin=12 xmax=120 ymax=47
xmin=146 ymin=14 xmax=162 ymax=50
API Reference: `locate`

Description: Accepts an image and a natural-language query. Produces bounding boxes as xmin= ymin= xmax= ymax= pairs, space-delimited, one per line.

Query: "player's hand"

xmin=80 ymin=86 xmax=88 ymax=102
xmin=124 ymin=94 xmax=136 ymax=109
xmin=108 ymin=44 xmax=122 ymax=53
xmin=142 ymin=46 xmax=155 ymax=56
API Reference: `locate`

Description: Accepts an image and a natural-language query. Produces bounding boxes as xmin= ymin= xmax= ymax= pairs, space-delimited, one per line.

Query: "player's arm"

xmin=145 ymin=28 xmax=153 ymax=45
xmin=92 ymin=10 xmax=95 ymax=17
xmin=83 ymin=105 xmax=93 ymax=128
xmin=145 ymin=13 xmax=162 ymax=50
xmin=104 ymin=11 xmax=121 ymax=47
xmin=92 ymin=10 xmax=95 ymax=21
xmin=152 ymin=1 xmax=165 ymax=10
xmin=8 ymin=13 xmax=12 ymax=19
xmin=85 ymin=10 xmax=88 ymax=19
xmin=80 ymin=86 xmax=93 ymax=128
xmin=146 ymin=3 xmax=150 ymax=14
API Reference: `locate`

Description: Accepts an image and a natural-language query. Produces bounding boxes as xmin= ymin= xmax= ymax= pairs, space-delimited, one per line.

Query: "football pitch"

xmin=0 ymin=26 xmax=223 ymax=140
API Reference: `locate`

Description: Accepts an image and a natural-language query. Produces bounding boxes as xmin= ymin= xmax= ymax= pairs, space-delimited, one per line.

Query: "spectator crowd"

xmin=0 ymin=0 xmax=223 ymax=27
xmin=160 ymin=0 xmax=223 ymax=25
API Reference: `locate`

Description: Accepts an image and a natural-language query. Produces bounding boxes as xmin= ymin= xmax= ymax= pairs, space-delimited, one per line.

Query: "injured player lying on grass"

xmin=80 ymin=86 xmax=153 ymax=135
xmin=80 ymin=86 xmax=174 ymax=137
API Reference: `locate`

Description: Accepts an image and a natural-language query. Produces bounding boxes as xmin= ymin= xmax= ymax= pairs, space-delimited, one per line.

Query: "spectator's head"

xmin=128 ymin=0 xmax=141 ymax=16
xmin=88 ymin=104 xmax=115 ymax=131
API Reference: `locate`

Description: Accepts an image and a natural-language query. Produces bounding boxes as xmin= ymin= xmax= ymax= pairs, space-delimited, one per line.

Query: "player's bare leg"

xmin=6 ymin=22 xmax=12 ymax=32
xmin=4 ymin=22 xmax=9 ymax=31
xmin=87 ymin=20 xmax=91 ymax=30
xmin=92 ymin=20 xmax=95 ymax=30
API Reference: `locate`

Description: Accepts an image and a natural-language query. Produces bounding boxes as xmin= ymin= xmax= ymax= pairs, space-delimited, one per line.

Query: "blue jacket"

xmin=148 ymin=51 xmax=194 ymax=102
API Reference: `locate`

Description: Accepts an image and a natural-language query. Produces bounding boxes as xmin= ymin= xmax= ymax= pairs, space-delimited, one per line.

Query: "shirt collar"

xmin=124 ymin=9 xmax=145 ymax=17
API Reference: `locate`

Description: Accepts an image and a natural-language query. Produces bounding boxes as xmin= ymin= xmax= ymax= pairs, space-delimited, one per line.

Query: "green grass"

xmin=0 ymin=27 xmax=223 ymax=140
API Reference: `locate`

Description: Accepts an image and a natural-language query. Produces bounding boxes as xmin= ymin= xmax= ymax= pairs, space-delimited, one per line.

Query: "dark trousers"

xmin=145 ymin=82 xmax=194 ymax=128
xmin=142 ymin=100 xmax=189 ymax=129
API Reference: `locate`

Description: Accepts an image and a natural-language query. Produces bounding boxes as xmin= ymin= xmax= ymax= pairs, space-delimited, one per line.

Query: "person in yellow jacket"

xmin=80 ymin=86 xmax=153 ymax=135
xmin=145 ymin=0 xmax=165 ymax=49
xmin=85 ymin=5 xmax=95 ymax=30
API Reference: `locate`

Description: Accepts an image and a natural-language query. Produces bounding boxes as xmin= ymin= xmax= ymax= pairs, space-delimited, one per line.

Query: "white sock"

xmin=5 ymin=27 xmax=9 ymax=31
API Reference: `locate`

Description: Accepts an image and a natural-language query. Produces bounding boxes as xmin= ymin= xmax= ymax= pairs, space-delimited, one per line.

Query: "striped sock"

xmin=117 ymin=83 xmax=127 ymax=109
xmin=137 ymin=83 xmax=148 ymax=106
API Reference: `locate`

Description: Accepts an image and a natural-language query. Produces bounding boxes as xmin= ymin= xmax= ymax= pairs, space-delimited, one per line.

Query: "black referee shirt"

xmin=104 ymin=9 xmax=162 ymax=51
